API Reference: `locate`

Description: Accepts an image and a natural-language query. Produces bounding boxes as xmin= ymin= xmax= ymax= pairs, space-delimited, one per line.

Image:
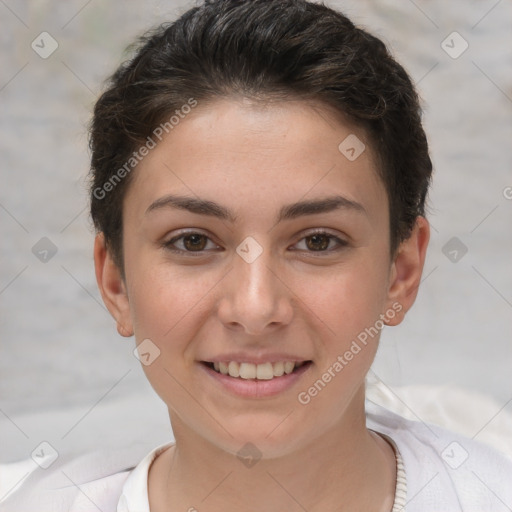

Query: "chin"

xmin=209 ymin=414 xmax=313 ymax=460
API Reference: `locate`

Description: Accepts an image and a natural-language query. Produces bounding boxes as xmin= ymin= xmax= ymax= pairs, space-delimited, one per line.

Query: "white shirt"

xmin=2 ymin=401 xmax=511 ymax=511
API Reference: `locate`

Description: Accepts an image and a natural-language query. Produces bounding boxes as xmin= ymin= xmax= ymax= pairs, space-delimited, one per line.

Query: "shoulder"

xmin=0 ymin=442 xmax=155 ymax=512
xmin=367 ymin=400 xmax=512 ymax=512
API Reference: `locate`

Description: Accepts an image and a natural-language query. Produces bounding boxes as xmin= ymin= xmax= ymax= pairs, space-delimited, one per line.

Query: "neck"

xmin=149 ymin=388 xmax=396 ymax=512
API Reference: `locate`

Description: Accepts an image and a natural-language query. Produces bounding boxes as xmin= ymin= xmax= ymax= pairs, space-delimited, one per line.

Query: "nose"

xmin=216 ymin=247 xmax=294 ymax=335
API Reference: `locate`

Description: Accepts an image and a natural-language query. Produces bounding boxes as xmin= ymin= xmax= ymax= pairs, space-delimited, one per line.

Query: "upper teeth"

xmin=212 ymin=361 xmax=300 ymax=380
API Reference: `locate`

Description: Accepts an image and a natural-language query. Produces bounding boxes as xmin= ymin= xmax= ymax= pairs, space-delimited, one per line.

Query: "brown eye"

xmin=165 ymin=232 xmax=219 ymax=254
xmin=182 ymin=234 xmax=208 ymax=251
xmin=292 ymin=231 xmax=347 ymax=253
xmin=305 ymin=234 xmax=330 ymax=251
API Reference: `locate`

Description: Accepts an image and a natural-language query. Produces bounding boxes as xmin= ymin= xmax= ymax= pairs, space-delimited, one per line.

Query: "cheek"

xmin=125 ymin=259 xmax=219 ymax=407
xmin=292 ymin=258 xmax=389 ymax=422
xmin=294 ymin=255 xmax=390 ymax=348
xmin=128 ymin=260 xmax=215 ymax=342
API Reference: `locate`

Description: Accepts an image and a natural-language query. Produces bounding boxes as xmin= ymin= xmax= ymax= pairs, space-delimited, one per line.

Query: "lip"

xmin=198 ymin=360 xmax=313 ymax=398
xmin=200 ymin=353 xmax=309 ymax=365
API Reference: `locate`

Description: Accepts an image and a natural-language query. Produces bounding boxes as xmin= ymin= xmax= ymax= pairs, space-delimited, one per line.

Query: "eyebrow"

xmin=145 ymin=194 xmax=367 ymax=223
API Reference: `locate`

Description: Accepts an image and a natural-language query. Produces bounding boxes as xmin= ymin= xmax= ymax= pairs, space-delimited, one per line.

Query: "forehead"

xmin=123 ymin=98 xmax=387 ymax=224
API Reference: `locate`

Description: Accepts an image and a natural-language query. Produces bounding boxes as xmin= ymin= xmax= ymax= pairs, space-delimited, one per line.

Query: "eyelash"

xmin=163 ymin=229 xmax=348 ymax=256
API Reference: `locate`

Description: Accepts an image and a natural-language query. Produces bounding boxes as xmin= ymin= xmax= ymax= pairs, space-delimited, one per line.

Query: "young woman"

xmin=4 ymin=1 xmax=511 ymax=510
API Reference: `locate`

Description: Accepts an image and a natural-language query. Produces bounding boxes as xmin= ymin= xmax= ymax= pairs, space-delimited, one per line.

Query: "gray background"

xmin=1 ymin=0 xmax=511 ymax=463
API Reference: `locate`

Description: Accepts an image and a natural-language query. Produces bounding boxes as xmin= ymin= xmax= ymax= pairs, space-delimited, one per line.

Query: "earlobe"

xmin=116 ymin=322 xmax=134 ymax=337
xmin=384 ymin=217 xmax=430 ymax=326
xmin=93 ymin=233 xmax=134 ymax=337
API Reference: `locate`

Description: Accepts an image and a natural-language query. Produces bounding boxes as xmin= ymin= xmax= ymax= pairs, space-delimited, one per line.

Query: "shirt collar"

xmin=117 ymin=442 xmax=174 ymax=512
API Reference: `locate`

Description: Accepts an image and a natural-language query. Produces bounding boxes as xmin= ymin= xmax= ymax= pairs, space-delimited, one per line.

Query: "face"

xmin=95 ymin=98 xmax=428 ymax=458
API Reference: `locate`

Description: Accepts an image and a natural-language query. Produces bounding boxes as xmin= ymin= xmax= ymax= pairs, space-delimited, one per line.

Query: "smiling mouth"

xmin=201 ymin=361 xmax=312 ymax=380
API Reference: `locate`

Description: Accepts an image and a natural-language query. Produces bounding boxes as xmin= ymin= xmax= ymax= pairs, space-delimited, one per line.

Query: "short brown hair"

xmin=89 ymin=0 xmax=432 ymax=273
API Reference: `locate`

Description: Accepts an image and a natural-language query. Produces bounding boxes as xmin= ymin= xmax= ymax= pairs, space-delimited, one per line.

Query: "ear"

xmin=93 ymin=233 xmax=134 ymax=337
xmin=384 ymin=216 xmax=430 ymax=326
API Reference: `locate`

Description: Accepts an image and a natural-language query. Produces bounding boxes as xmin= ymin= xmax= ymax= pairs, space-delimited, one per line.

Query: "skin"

xmin=94 ymin=97 xmax=429 ymax=511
